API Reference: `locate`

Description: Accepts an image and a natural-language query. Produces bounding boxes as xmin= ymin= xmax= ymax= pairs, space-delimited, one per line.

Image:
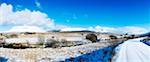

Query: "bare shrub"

xmin=45 ymin=39 xmax=75 ymax=48
xmin=0 ymin=42 xmax=5 ymax=47
xmin=109 ymin=35 xmax=117 ymax=39
xmin=86 ymin=33 xmax=97 ymax=43
xmin=45 ymin=39 xmax=60 ymax=48
xmin=8 ymin=34 xmax=18 ymax=38
xmin=61 ymin=39 xmax=74 ymax=47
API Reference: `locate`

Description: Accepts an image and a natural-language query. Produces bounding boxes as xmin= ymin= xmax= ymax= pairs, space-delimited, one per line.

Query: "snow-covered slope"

xmin=6 ymin=26 xmax=46 ymax=33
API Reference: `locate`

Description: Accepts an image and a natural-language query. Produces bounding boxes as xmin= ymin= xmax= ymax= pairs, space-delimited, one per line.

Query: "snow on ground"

xmin=4 ymin=38 xmax=149 ymax=62
xmin=113 ymin=38 xmax=150 ymax=62
xmin=0 ymin=41 xmax=118 ymax=62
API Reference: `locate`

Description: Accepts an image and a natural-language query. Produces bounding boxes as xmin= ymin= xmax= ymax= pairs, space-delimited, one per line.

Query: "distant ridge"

xmin=138 ymin=32 xmax=150 ymax=37
xmin=59 ymin=30 xmax=95 ymax=33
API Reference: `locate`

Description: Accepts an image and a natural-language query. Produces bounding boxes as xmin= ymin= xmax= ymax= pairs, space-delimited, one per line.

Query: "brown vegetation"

xmin=85 ymin=33 xmax=97 ymax=42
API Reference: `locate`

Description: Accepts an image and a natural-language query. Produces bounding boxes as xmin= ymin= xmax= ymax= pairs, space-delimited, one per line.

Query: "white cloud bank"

xmin=0 ymin=3 xmax=149 ymax=34
xmin=61 ymin=26 xmax=149 ymax=34
xmin=0 ymin=3 xmax=55 ymax=30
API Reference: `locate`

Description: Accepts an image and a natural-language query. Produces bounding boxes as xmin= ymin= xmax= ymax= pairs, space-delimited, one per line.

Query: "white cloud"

xmin=15 ymin=5 xmax=23 ymax=10
xmin=0 ymin=3 xmax=13 ymax=25
xmin=35 ymin=0 xmax=41 ymax=9
xmin=61 ymin=27 xmax=87 ymax=31
xmin=118 ymin=26 xmax=149 ymax=34
xmin=90 ymin=26 xmax=149 ymax=34
xmin=0 ymin=3 xmax=55 ymax=30
xmin=0 ymin=3 xmax=149 ymax=34
xmin=61 ymin=26 xmax=149 ymax=34
xmin=91 ymin=26 xmax=117 ymax=33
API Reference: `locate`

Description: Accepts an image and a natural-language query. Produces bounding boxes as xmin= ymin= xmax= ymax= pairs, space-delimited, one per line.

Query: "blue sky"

xmin=0 ymin=0 xmax=150 ymax=27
